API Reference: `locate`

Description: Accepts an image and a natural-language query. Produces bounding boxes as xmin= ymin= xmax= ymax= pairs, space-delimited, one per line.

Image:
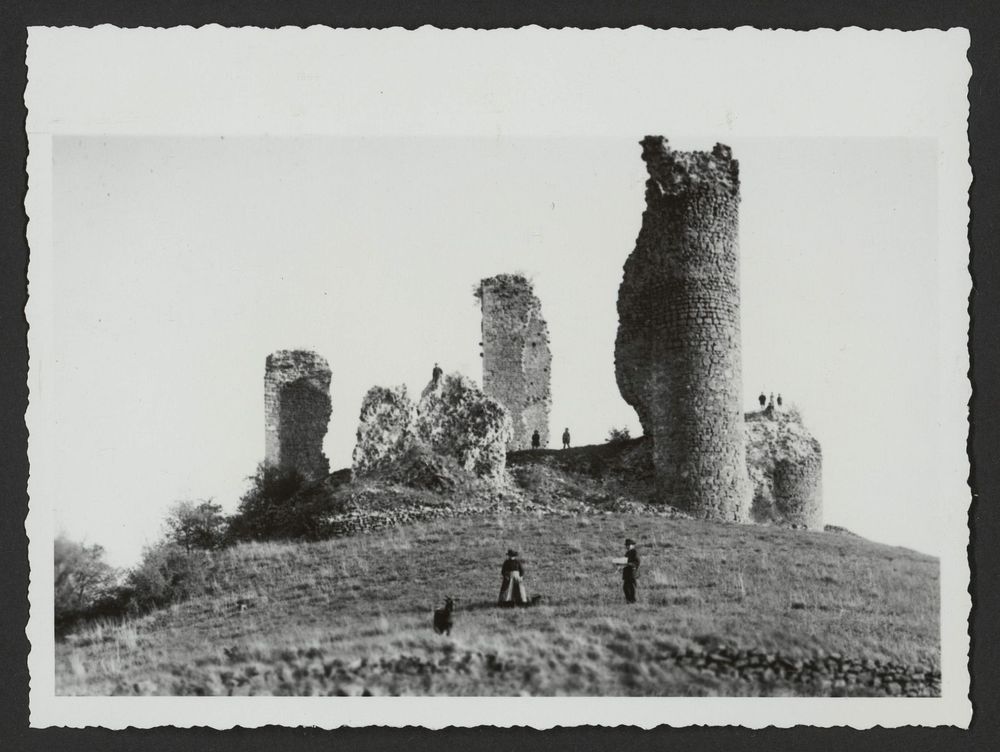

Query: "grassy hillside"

xmin=57 ymin=509 xmax=939 ymax=696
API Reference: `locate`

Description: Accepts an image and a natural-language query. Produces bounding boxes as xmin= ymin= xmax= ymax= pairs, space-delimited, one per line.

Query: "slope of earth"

xmin=56 ymin=511 xmax=939 ymax=697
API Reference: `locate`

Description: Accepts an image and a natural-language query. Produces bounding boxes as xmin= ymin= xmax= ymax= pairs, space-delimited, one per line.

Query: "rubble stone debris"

xmin=477 ymin=274 xmax=552 ymax=450
xmin=615 ymin=136 xmax=751 ymax=521
xmin=264 ymin=349 xmax=332 ymax=480
xmin=745 ymin=407 xmax=823 ymax=529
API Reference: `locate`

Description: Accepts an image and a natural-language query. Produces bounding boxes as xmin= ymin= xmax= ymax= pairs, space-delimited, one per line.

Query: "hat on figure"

xmin=507 ymin=549 xmax=518 ymax=557
xmin=625 ymin=538 xmax=635 ymax=546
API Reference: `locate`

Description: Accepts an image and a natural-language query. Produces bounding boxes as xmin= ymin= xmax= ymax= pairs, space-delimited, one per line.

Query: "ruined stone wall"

xmin=352 ymin=373 xmax=512 ymax=482
xmin=615 ymin=137 xmax=750 ymax=521
xmin=414 ymin=373 xmax=512 ymax=481
xmin=264 ymin=349 xmax=331 ymax=480
xmin=746 ymin=407 xmax=823 ymax=529
xmin=351 ymin=385 xmax=416 ymax=475
xmin=772 ymin=453 xmax=823 ymax=529
xmin=478 ymin=274 xmax=552 ymax=450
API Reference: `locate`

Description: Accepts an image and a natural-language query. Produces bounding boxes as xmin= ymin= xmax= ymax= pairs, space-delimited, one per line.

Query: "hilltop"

xmin=56 ymin=441 xmax=940 ymax=697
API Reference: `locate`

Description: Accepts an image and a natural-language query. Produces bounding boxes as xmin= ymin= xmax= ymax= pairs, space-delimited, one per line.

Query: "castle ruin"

xmin=264 ymin=349 xmax=332 ymax=480
xmin=745 ymin=406 xmax=823 ymax=529
xmin=773 ymin=454 xmax=823 ymax=528
xmin=352 ymin=372 xmax=512 ymax=482
xmin=615 ymin=137 xmax=751 ymax=521
xmin=478 ymin=274 xmax=552 ymax=450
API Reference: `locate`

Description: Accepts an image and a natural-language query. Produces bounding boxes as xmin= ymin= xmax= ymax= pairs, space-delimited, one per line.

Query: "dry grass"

xmin=55 ymin=512 xmax=938 ymax=696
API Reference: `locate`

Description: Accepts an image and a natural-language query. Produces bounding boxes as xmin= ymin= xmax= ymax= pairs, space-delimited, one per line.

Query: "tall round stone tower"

xmin=264 ymin=349 xmax=332 ymax=480
xmin=615 ymin=136 xmax=751 ymax=521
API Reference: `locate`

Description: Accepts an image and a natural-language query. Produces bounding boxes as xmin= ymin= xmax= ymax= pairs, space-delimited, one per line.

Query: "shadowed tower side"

xmin=478 ymin=274 xmax=552 ymax=450
xmin=615 ymin=136 xmax=751 ymax=521
xmin=264 ymin=349 xmax=332 ymax=480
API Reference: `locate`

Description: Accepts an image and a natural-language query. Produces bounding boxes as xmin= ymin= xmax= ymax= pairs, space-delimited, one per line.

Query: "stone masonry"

xmin=351 ymin=373 xmax=512 ymax=482
xmin=745 ymin=407 xmax=824 ymax=529
xmin=615 ymin=137 xmax=751 ymax=521
xmin=264 ymin=349 xmax=332 ymax=480
xmin=478 ymin=274 xmax=552 ymax=450
xmin=772 ymin=455 xmax=823 ymax=528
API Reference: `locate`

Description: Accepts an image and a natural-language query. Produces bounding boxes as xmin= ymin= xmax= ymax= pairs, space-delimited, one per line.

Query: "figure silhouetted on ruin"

xmin=777 ymin=394 xmax=783 ymax=408
xmin=432 ymin=362 xmax=443 ymax=383
xmin=768 ymin=393 xmax=775 ymax=409
xmin=531 ymin=429 xmax=541 ymax=449
xmin=759 ymin=392 xmax=766 ymax=408
xmin=562 ymin=428 xmax=571 ymax=449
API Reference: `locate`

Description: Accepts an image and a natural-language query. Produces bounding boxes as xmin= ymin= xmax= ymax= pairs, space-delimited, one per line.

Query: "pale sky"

xmin=50 ymin=135 xmax=942 ymax=566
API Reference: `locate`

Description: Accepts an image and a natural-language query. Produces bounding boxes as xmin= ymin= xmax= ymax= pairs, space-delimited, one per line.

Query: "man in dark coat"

xmin=432 ymin=362 xmax=443 ymax=383
xmin=498 ymin=549 xmax=527 ymax=607
xmin=622 ymin=538 xmax=640 ymax=604
xmin=776 ymin=393 xmax=783 ymax=407
xmin=758 ymin=392 xmax=766 ymax=408
xmin=562 ymin=427 xmax=571 ymax=449
xmin=531 ymin=429 xmax=541 ymax=449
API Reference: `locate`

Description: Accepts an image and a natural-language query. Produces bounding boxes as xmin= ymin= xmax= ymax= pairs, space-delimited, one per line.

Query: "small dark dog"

xmin=433 ymin=596 xmax=455 ymax=635
xmin=528 ymin=594 xmax=544 ymax=607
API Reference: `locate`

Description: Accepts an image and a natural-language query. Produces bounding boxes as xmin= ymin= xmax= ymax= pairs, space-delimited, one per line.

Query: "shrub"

xmin=124 ymin=542 xmax=212 ymax=613
xmin=54 ymin=535 xmax=119 ymax=629
xmin=365 ymin=442 xmax=463 ymax=493
xmin=227 ymin=464 xmax=338 ymax=543
xmin=164 ymin=499 xmax=228 ymax=552
xmin=606 ymin=426 xmax=632 ymax=444
xmin=226 ymin=464 xmax=306 ymax=542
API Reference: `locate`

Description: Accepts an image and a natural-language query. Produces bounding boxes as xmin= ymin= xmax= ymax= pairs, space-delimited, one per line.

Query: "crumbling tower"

xmin=745 ymin=407 xmax=824 ymax=529
xmin=615 ymin=137 xmax=751 ymax=521
xmin=264 ymin=349 xmax=332 ymax=480
xmin=478 ymin=274 xmax=552 ymax=450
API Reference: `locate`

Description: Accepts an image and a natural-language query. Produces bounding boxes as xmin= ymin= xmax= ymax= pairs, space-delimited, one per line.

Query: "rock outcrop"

xmin=745 ymin=406 xmax=823 ymax=529
xmin=352 ymin=372 xmax=512 ymax=483
xmin=264 ymin=349 xmax=331 ymax=480
xmin=615 ymin=136 xmax=751 ymax=521
xmin=477 ymin=274 xmax=552 ymax=450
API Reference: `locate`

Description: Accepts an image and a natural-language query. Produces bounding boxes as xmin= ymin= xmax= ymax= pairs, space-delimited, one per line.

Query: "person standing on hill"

xmin=562 ymin=427 xmax=571 ymax=449
xmin=776 ymin=393 xmax=783 ymax=408
xmin=498 ymin=549 xmax=528 ymax=607
xmin=758 ymin=392 xmax=766 ymax=408
xmin=432 ymin=362 xmax=443 ymax=384
xmin=622 ymin=538 xmax=640 ymax=604
xmin=531 ymin=429 xmax=541 ymax=449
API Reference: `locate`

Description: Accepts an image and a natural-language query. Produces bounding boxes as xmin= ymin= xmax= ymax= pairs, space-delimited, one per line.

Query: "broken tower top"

xmin=639 ymin=136 xmax=740 ymax=199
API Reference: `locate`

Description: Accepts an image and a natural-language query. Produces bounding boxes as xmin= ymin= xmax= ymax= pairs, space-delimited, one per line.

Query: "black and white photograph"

xmin=24 ymin=26 xmax=971 ymax=728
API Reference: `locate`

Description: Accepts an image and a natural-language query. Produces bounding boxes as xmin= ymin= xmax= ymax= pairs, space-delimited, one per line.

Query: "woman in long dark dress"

xmin=498 ymin=549 xmax=528 ymax=607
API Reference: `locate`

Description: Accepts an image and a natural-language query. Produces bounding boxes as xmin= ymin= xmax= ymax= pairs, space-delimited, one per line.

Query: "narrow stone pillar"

xmin=615 ymin=137 xmax=751 ymax=521
xmin=264 ymin=349 xmax=332 ymax=480
xmin=478 ymin=274 xmax=552 ymax=450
